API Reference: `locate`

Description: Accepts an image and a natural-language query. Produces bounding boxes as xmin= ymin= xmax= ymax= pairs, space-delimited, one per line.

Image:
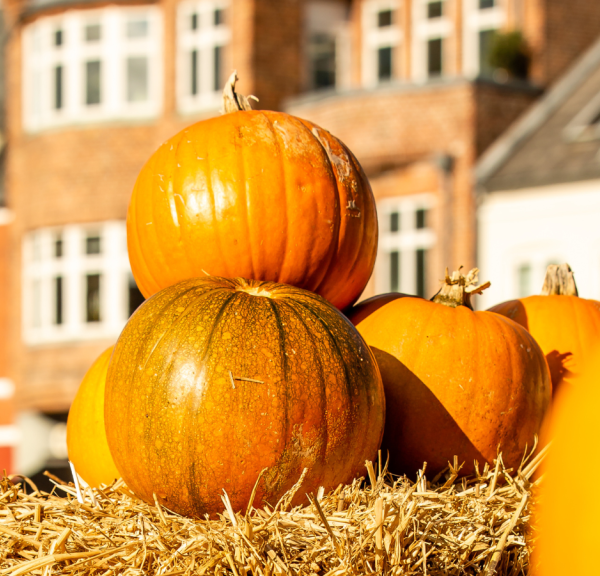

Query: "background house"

xmin=0 ymin=0 xmax=599 ymax=482
xmin=477 ymin=35 xmax=600 ymax=308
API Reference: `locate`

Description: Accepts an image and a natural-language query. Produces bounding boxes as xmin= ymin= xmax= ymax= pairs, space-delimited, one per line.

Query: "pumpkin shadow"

xmin=372 ymin=347 xmax=487 ymax=479
xmin=545 ymin=350 xmax=574 ymax=397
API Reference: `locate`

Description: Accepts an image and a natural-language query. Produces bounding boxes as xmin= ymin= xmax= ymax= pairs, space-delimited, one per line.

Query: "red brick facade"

xmin=0 ymin=0 xmax=599 ymax=474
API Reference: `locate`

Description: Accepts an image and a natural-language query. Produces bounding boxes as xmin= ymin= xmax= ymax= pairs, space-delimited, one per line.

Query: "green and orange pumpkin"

xmin=127 ymin=74 xmax=377 ymax=310
xmin=104 ymin=275 xmax=385 ymax=518
xmin=348 ymin=268 xmax=551 ymax=477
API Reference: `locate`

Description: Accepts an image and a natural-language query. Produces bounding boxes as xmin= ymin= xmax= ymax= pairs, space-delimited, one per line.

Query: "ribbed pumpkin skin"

xmin=489 ymin=296 xmax=600 ymax=394
xmin=127 ymin=110 xmax=378 ymax=310
xmin=351 ymin=298 xmax=551 ymax=476
xmin=105 ymin=276 xmax=385 ymax=518
xmin=67 ymin=347 xmax=121 ymax=488
xmin=536 ymin=350 xmax=600 ymax=575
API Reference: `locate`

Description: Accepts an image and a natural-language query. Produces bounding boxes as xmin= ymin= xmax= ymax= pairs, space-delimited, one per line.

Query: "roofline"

xmin=475 ymin=35 xmax=600 ymax=186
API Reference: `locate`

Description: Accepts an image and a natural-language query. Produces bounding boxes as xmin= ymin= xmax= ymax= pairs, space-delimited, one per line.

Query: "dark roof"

xmin=476 ymin=35 xmax=600 ymax=192
xmin=22 ymin=0 xmax=156 ymax=19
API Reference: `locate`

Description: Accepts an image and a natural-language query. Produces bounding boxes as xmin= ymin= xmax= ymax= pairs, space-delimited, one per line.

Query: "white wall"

xmin=477 ymin=179 xmax=600 ymax=309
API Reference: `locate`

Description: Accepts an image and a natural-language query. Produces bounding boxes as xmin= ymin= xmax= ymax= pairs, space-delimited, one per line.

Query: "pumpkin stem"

xmin=431 ymin=267 xmax=491 ymax=310
xmin=541 ymin=263 xmax=578 ymax=296
xmin=222 ymin=71 xmax=258 ymax=113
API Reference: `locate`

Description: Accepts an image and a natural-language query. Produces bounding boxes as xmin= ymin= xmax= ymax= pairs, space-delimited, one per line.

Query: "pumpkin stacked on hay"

xmin=489 ymin=263 xmax=600 ymax=396
xmin=66 ymin=73 xmax=386 ymax=518
xmin=347 ymin=268 xmax=552 ymax=478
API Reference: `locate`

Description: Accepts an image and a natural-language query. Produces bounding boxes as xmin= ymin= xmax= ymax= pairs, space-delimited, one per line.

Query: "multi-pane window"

xmin=376 ymin=196 xmax=436 ymax=297
xmin=22 ymin=7 xmax=162 ymax=132
xmin=23 ymin=223 xmax=144 ymax=345
xmin=362 ymin=1 xmax=401 ymax=86
xmin=177 ymin=0 xmax=231 ymax=114
xmin=463 ymin=0 xmax=505 ymax=77
xmin=413 ymin=0 xmax=450 ymax=81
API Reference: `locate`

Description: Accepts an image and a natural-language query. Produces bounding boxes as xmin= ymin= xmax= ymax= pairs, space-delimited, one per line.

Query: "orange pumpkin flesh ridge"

xmin=488 ymin=263 xmax=600 ymax=396
xmin=104 ymin=276 xmax=385 ymax=518
xmin=67 ymin=347 xmax=121 ymax=488
xmin=127 ymin=74 xmax=377 ymax=311
xmin=348 ymin=268 xmax=551 ymax=477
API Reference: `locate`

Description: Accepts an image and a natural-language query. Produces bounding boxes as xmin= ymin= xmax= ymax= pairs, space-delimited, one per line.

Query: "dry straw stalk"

xmin=0 ymin=445 xmax=547 ymax=575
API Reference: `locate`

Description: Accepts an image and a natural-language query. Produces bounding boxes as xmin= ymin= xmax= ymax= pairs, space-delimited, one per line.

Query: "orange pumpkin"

xmin=535 ymin=349 xmax=600 ymax=575
xmin=66 ymin=347 xmax=120 ymax=488
xmin=127 ymin=73 xmax=377 ymax=311
xmin=348 ymin=268 xmax=551 ymax=477
xmin=488 ymin=264 xmax=600 ymax=396
xmin=105 ymin=275 xmax=385 ymax=518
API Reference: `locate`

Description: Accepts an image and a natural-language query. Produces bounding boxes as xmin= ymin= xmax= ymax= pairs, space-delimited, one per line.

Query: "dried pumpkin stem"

xmin=431 ymin=267 xmax=491 ymax=310
xmin=222 ymin=71 xmax=258 ymax=113
xmin=540 ymin=263 xmax=578 ymax=296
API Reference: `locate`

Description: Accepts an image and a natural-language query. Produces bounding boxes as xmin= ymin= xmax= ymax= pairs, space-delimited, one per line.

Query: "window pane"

xmin=191 ymin=13 xmax=198 ymax=30
xmin=390 ymin=251 xmax=400 ymax=292
xmin=54 ymin=276 xmax=63 ymax=325
xmin=214 ymin=45 xmax=223 ymax=91
xmin=85 ymin=60 xmax=101 ymax=105
xmin=127 ymin=56 xmax=148 ymax=102
xmin=85 ymin=23 xmax=101 ymax=42
xmin=378 ymin=46 xmax=392 ymax=81
xmin=416 ymin=249 xmax=426 ymax=298
xmin=479 ymin=29 xmax=497 ymax=78
xmin=127 ymin=19 xmax=148 ymax=38
xmin=309 ymin=33 xmax=336 ymax=89
xmin=191 ymin=50 xmax=198 ymax=95
xmin=86 ymin=235 xmax=101 ymax=255
xmin=428 ymin=38 xmax=443 ymax=76
xmin=54 ymin=29 xmax=63 ymax=47
xmin=479 ymin=0 xmax=495 ymax=8
xmin=518 ymin=264 xmax=531 ymax=297
xmin=128 ymin=276 xmax=145 ymax=316
xmin=377 ymin=9 xmax=393 ymax=27
xmin=54 ymin=65 xmax=63 ymax=110
xmin=416 ymin=209 xmax=427 ymax=229
xmin=86 ymin=274 xmax=101 ymax=322
xmin=32 ymin=280 xmax=41 ymax=328
xmin=54 ymin=233 xmax=63 ymax=258
xmin=214 ymin=8 xmax=224 ymax=25
xmin=390 ymin=212 xmax=400 ymax=232
xmin=427 ymin=1 xmax=443 ymax=18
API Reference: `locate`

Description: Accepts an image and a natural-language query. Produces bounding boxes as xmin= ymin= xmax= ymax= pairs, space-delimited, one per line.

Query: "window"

xmin=427 ymin=1 xmax=443 ymax=19
xmin=362 ymin=1 xmax=401 ymax=86
xmin=308 ymin=33 xmax=337 ymax=90
xmin=427 ymin=38 xmax=443 ymax=76
xmin=479 ymin=29 xmax=497 ymax=78
xmin=517 ymin=264 xmax=531 ymax=297
xmin=376 ymin=196 xmax=436 ymax=296
xmin=23 ymin=7 xmax=162 ymax=132
xmin=177 ymin=0 xmax=230 ymax=113
xmin=378 ymin=46 xmax=393 ymax=81
xmin=23 ymin=222 xmax=139 ymax=345
xmin=479 ymin=0 xmax=495 ymax=8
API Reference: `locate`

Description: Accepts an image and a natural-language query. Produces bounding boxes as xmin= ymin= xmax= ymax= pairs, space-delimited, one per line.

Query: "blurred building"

xmin=0 ymin=0 xmax=598 ymax=479
xmin=477 ymin=35 xmax=600 ymax=308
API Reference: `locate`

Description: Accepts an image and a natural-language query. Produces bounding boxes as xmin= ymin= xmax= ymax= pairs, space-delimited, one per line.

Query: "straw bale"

xmin=0 ymin=446 xmax=547 ymax=575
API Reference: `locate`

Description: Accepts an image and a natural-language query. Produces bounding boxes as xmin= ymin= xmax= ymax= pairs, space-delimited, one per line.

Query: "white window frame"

xmin=411 ymin=0 xmax=453 ymax=83
xmin=22 ymin=6 xmax=163 ymax=133
xmin=177 ymin=0 xmax=231 ymax=115
xmin=22 ymin=221 xmax=137 ymax=346
xmin=375 ymin=194 xmax=436 ymax=295
xmin=462 ymin=0 xmax=505 ymax=78
xmin=361 ymin=0 xmax=402 ymax=88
